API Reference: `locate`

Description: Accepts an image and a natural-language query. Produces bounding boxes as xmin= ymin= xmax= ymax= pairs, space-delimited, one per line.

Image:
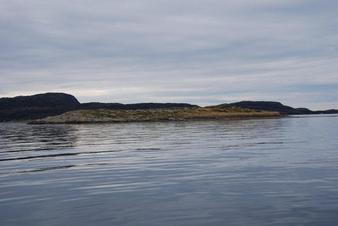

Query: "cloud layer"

xmin=1 ymin=0 xmax=337 ymax=109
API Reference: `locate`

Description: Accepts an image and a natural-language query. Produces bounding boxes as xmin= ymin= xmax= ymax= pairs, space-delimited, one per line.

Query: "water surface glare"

xmin=1 ymin=116 xmax=338 ymax=226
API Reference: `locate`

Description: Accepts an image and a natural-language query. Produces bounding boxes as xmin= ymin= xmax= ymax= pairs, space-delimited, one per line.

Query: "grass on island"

xmin=31 ymin=105 xmax=280 ymax=124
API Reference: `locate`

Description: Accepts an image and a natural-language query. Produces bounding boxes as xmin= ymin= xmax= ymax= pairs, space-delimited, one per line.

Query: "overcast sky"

xmin=1 ymin=0 xmax=337 ymax=109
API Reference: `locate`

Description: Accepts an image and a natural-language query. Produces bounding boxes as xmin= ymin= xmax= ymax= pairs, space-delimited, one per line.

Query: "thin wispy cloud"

xmin=1 ymin=0 xmax=337 ymax=109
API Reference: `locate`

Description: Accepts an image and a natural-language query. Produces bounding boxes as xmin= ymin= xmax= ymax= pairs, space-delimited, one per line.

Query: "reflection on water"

xmin=1 ymin=116 xmax=338 ymax=226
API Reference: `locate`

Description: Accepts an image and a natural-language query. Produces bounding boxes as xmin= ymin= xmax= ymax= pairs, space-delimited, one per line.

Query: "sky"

xmin=0 ymin=0 xmax=337 ymax=109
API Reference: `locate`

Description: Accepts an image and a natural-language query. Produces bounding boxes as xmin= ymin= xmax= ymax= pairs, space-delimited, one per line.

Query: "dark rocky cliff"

xmin=0 ymin=93 xmax=80 ymax=121
xmin=227 ymin=101 xmax=314 ymax=115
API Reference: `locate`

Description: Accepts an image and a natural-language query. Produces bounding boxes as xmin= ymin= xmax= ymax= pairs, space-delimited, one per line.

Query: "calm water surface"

xmin=1 ymin=115 xmax=338 ymax=226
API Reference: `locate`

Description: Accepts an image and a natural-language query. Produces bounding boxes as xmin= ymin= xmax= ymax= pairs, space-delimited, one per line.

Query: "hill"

xmin=226 ymin=101 xmax=314 ymax=115
xmin=0 ymin=93 xmax=80 ymax=121
xmin=80 ymin=102 xmax=198 ymax=110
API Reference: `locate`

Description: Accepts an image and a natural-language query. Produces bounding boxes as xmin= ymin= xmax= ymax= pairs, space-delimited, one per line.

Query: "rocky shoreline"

xmin=30 ymin=106 xmax=280 ymax=124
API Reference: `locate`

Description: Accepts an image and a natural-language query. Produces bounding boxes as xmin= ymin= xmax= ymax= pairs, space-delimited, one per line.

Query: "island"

xmin=0 ymin=92 xmax=337 ymax=124
xmin=30 ymin=106 xmax=280 ymax=124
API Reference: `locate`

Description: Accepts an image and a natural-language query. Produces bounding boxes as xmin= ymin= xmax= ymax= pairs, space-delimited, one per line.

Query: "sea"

xmin=1 ymin=115 xmax=338 ymax=226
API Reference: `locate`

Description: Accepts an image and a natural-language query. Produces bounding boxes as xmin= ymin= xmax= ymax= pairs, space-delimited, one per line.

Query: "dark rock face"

xmin=227 ymin=101 xmax=314 ymax=115
xmin=0 ymin=93 xmax=80 ymax=109
xmin=0 ymin=93 xmax=80 ymax=121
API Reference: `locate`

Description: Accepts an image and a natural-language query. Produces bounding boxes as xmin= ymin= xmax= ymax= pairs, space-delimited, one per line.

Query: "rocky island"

xmin=31 ymin=106 xmax=280 ymax=124
xmin=1 ymin=92 xmax=337 ymax=124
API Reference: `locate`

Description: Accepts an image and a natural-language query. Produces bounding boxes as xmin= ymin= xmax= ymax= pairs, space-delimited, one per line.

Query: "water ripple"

xmin=1 ymin=117 xmax=338 ymax=226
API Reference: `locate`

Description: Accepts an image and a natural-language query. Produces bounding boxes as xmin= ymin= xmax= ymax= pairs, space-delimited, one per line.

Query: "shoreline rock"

xmin=30 ymin=107 xmax=281 ymax=124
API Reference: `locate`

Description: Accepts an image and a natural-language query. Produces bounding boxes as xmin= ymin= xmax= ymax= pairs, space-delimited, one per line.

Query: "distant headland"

xmin=0 ymin=93 xmax=337 ymax=124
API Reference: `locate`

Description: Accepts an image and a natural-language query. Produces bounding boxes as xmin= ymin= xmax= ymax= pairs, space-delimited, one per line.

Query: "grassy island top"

xmin=31 ymin=105 xmax=280 ymax=124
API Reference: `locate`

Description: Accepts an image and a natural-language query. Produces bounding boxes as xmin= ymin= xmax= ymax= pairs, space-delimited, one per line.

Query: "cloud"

xmin=0 ymin=0 xmax=337 ymax=109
